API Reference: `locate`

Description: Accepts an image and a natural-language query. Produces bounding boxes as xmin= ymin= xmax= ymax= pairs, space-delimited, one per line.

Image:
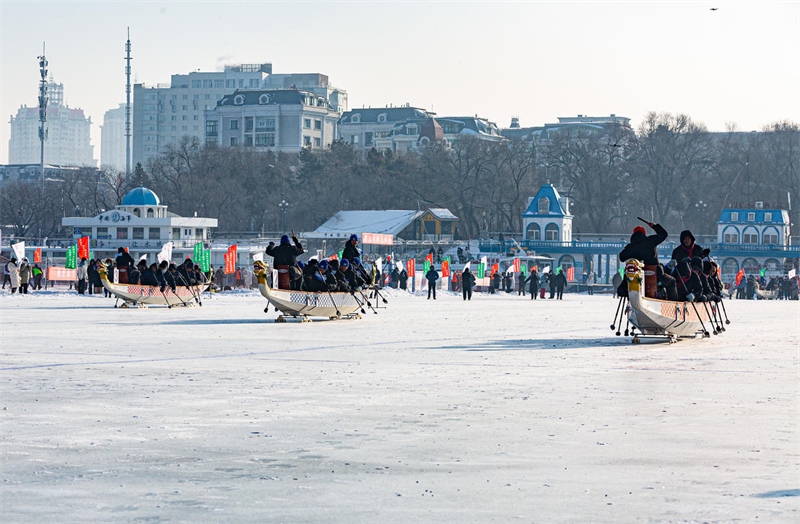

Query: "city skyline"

xmin=1 ymin=0 xmax=798 ymax=166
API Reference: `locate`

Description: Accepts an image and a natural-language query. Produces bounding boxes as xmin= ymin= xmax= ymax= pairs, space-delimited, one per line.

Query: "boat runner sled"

xmin=621 ymin=259 xmax=721 ymax=343
xmin=254 ymin=261 xmax=363 ymax=322
xmin=97 ymin=261 xmax=208 ymax=308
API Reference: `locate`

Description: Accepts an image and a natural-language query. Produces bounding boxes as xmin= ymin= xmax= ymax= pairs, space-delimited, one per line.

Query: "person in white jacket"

xmin=7 ymin=258 xmax=20 ymax=293
xmin=76 ymin=258 xmax=88 ymax=295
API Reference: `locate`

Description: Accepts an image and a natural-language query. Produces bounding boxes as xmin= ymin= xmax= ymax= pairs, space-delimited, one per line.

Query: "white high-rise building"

xmin=133 ymin=63 xmax=348 ymax=167
xmin=101 ymin=104 xmax=126 ymax=171
xmin=8 ymin=80 xmax=96 ymax=166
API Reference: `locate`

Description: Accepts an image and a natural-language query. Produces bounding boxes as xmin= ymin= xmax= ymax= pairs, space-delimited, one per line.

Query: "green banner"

xmin=520 ymin=263 xmax=527 ymax=275
xmin=201 ymin=249 xmax=211 ymax=272
xmin=759 ymin=268 xmax=766 ymax=277
xmin=65 ymin=245 xmax=77 ymax=269
xmin=423 ymin=259 xmax=431 ymax=273
xmin=193 ymin=242 xmax=204 ymax=262
xmin=477 ymin=263 xmax=485 ymax=279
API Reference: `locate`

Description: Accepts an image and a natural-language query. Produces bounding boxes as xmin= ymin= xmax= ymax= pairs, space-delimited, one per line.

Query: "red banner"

xmin=442 ymin=259 xmax=450 ymax=278
xmin=406 ymin=259 xmax=415 ymax=277
xmin=491 ymin=263 xmax=499 ymax=277
xmin=47 ymin=266 xmax=77 ymax=281
xmin=328 ymin=253 xmax=338 ymax=261
xmin=77 ymin=236 xmax=90 ymax=259
xmin=735 ymin=268 xmax=745 ymax=286
xmin=224 ymin=252 xmax=235 ymax=274
xmin=361 ymin=233 xmax=394 ymax=245
xmin=566 ymin=266 xmax=575 ymax=282
xmin=34 ymin=248 xmax=42 ymax=263
xmin=513 ymin=258 xmax=520 ymax=272
xmin=227 ymin=244 xmax=238 ymax=266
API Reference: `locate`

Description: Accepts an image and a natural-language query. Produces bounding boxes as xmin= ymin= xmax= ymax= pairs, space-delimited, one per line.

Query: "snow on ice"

xmin=1 ymin=290 xmax=798 ymax=522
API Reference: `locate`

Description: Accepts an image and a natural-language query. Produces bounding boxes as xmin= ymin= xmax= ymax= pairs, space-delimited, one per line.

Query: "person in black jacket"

xmin=675 ymin=261 xmax=704 ymax=302
xmin=554 ymin=270 xmax=567 ymax=299
xmin=165 ymin=263 xmax=178 ymax=292
xmin=177 ymin=259 xmax=196 ymax=286
xmin=517 ymin=270 xmax=526 ymax=296
xmin=341 ymin=235 xmax=360 ymax=264
xmin=671 ymin=230 xmax=703 ymax=263
xmin=426 ymin=265 xmax=439 ymax=299
xmin=267 ymin=234 xmax=304 ymax=289
xmin=116 ymin=247 xmax=135 ymax=284
xmin=526 ymin=268 xmax=540 ymax=299
xmin=461 ymin=267 xmax=474 ymax=300
xmin=399 ymin=269 xmax=408 ymax=290
xmin=306 ymin=260 xmax=329 ymax=292
xmin=619 ymin=223 xmax=668 ymax=266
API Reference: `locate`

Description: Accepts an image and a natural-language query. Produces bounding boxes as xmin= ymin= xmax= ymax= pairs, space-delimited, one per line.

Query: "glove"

xmin=268 ymin=241 xmax=275 ymax=248
xmin=686 ymin=293 xmax=695 ymax=303
xmin=649 ymin=222 xmax=656 ymax=228
xmin=698 ymin=295 xmax=707 ymax=302
xmin=160 ymin=285 xmax=166 ymax=292
xmin=702 ymin=248 xmax=711 ymax=258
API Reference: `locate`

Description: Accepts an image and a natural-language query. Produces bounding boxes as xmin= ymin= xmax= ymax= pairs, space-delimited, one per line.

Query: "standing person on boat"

xmin=671 ymin=230 xmax=703 ymax=263
xmin=461 ymin=267 xmax=475 ymax=300
xmin=617 ymin=222 xmax=676 ymax=300
xmin=115 ymin=247 xmax=135 ymax=284
xmin=426 ymin=264 xmax=439 ymax=300
xmin=266 ymin=234 xmax=304 ymax=290
xmin=341 ymin=235 xmax=360 ymax=265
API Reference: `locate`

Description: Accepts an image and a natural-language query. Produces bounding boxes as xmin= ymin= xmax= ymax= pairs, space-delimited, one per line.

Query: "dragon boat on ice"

xmin=617 ymin=259 xmax=728 ymax=343
xmin=254 ymin=261 xmax=364 ymax=322
xmin=97 ymin=262 xmax=208 ymax=308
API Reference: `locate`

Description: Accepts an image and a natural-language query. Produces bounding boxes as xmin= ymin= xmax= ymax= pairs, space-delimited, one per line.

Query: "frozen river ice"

xmin=1 ymin=289 xmax=798 ymax=523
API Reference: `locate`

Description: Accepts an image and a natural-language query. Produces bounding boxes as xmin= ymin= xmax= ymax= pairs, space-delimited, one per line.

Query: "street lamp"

xmin=278 ymin=199 xmax=289 ymax=232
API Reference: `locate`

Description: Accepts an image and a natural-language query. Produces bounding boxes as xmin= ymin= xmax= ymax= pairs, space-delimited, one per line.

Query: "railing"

xmin=478 ymin=239 xmax=800 ymax=257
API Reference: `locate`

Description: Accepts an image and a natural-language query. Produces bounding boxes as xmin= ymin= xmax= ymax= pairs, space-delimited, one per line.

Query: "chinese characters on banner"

xmin=34 ymin=248 xmax=42 ymax=263
xmin=193 ymin=242 xmax=204 ymax=262
xmin=406 ymin=259 xmax=415 ymax=277
xmin=65 ymin=245 xmax=78 ymax=269
xmin=328 ymin=253 xmax=338 ymax=261
xmin=513 ymin=258 xmax=520 ymax=272
xmin=441 ymin=257 xmax=450 ymax=278
xmin=157 ymin=242 xmax=173 ymax=264
xmin=224 ymin=244 xmax=238 ymax=274
xmin=11 ymin=241 xmax=25 ymax=261
xmin=490 ymin=263 xmax=499 ymax=277
xmin=566 ymin=266 xmax=575 ymax=282
xmin=201 ymin=249 xmax=211 ymax=272
xmin=47 ymin=266 xmax=77 ymax=281
xmin=361 ymin=233 xmax=394 ymax=245
xmin=77 ymin=236 xmax=90 ymax=259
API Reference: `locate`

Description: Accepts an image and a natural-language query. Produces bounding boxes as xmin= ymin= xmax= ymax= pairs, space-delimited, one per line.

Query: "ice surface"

xmin=1 ymin=290 xmax=798 ymax=523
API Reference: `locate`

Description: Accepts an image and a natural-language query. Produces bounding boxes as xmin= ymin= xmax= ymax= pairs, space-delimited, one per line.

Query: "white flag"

xmin=464 ymin=262 xmax=471 ymax=271
xmin=11 ymin=241 xmax=25 ymax=261
xmin=543 ymin=265 xmax=550 ymax=274
xmin=396 ymin=261 xmax=403 ymax=272
xmin=789 ymin=269 xmax=796 ymax=279
xmin=139 ymin=254 xmax=147 ymax=262
xmin=253 ymin=252 xmax=264 ymax=263
xmin=375 ymin=257 xmax=383 ymax=273
xmin=157 ymin=241 xmax=173 ymax=263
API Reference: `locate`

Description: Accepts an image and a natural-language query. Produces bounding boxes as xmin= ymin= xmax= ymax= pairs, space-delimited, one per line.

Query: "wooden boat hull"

xmin=98 ymin=265 xmax=207 ymax=306
xmin=624 ymin=259 xmax=715 ymax=339
xmin=258 ymin=283 xmax=361 ymax=319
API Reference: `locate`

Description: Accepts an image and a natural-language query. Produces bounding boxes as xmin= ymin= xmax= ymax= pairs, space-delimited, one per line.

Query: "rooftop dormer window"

xmin=538 ymin=197 xmax=550 ymax=214
xmin=233 ymin=94 xmax=244 ymax=106
xmin=258 ymin=94 xmax=270 ymax=105
xmin=730 ymin=212 xmax=739 ymax=221
xmin=351 ymin=114 xmax=361 ymax=124
xmin=764 ymin=212 xmax=772 ymax=222
xmin=377 ymin=113 xmax=388 ymax=123
xmin=747 ymin=212 xmax=755 ymax=222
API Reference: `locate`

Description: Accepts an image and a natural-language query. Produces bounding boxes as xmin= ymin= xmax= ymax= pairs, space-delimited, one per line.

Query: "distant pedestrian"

xmin=18 ymin=258 xmax=31 ymax=294
xmin=32 ymin=264 xmax=43 ymax=290
xmin=2 ymin=259 xmax=11 ymax=289
xmin=399 ymin=269 xmax=408 ymax=290
xmin=517 ymin=270 xmax=526 ymax=296
xmin=7 ymin=258 xmax=19 ymax=293
xmin=526 ymin=268 xmax=539 ymax=300
xmin=76 ymin=258 xmax=88 ymax=295
xmin=426 ymin=264 xmax=439 ymax=300
xmin=461 ymin=267 xmax=475 ymax=301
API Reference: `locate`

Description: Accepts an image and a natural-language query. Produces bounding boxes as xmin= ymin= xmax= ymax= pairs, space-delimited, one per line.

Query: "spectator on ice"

xmin=7 ymin=258 xmax=19 ymax=294
xmin=426 ymin=264 xmax=439 ymax=300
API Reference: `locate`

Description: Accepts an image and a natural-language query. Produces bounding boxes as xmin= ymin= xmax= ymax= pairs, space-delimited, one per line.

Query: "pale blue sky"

xmin=1 ymin=0 xmax=798 ymax=165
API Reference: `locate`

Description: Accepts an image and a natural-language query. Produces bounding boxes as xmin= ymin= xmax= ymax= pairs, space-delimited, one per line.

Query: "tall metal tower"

xmin=37 ymin=42 xmax=48 ymax=192
xmin=125 ymin=27 xmax=132 ymax=178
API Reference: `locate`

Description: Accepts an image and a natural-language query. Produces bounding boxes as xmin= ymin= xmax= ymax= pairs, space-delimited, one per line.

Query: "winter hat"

xmin=633 ymin=226 xmax=646 ymax=236
xmin=703 ymin=260 xmax=713 ymax=275
xmin=329 ymin=259 xmax=339 ymax=270
xmin=280 ymin=235 xmax=290 ymax=244
xmin=353 ymin=257 xmax=360 ymax=266
xmin=691 ymin=256 xmax=703 ymax=270
xmin=297 ymin=260 xmax=305 ymax=269
xmin=318 ymin=260 xmax=328 ymax=271
xmin=677 ymin=261 xmax=692 ymax=277
xmin=340 ymin=259 xmax=350 ymax=268
xmin=350 ymin=234 xmax=358 ymax=242
xmin=159 ymin=260 xmax=168 ymax=269
xmin=630 ymin=226 xmax=647 ymax=243
xmin=680 ymin=230 xmax=696 ymax=244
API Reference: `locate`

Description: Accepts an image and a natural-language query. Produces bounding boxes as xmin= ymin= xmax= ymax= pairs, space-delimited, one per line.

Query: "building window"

xmin=146 ymin=208 xmax=154 ymax=218
xmin=173 ymin=227 xmax=180 ymax=239
xmin=377 ymin=113 xmax=387 ymax=123
xmin=244 ymin=135 xmax=253 ymax=147
xmin=239 ymin=79 xmax=244 ymax=88
xmin=538 ymin=197 xmax=550 ymax=214
xmin=545 ymin=223 xmax=559 ymax=241
xmin=314 ymin=120 xmax=322 ymax=130
xmin=255 ymin=118 xmax=275 ymax=131
xmin=723 ymin=232 xmax=738 ymax=243
xmin=258 ymin=94 xmax=270 ymax=105
xmin=314 ymin=137 xmax=321 ymax=148
xmin=351 ymin=134 xmax=359 ymax=144
xmin=230 ymin=136 xmax=238 ymax=146
xmin=206 ymin=121 xmax=218 ymax=137
xmin=255 ymin=133 xmax=275 ymax=147
xmin=303 ymin=136 xmax=312 ymax=147
xmin=742 ymin=228 xmax=758 ymax=244
xmin=203 ymin=80 xmax=213 ymax=88
xmin=763 ymin=233 xmax=778 ymax=245
xmin=249 ymin=79 xmax=258 ymax=88
xmin=214 ymin=80 xmax=225 ymax=88
xmin=730 ymin=212 xmax=739 ymax=222
xmin=133 ymin=227 xmax=144 ymax=240
xmin=245 ymin=117 xmax=254 ymax=132
xmin=303 ymin=118 xmax=311 ymax=129
xmin=96 ymin=227 xmax=109 ymax=239
xmin=233 ymin=95 xmax=244 ymax=105
xmin=230 ymin=119 xmax=239 ymax=130
xmin=191 ymin=80 xmax=201 ymax=88
xmin=747 ymin=212 xmax=755 ymax=221
xmin=226 ymin=79 xmax=236 ymax=88
xmin=407 ymin=125 xmax=418 ymax=135
xmin=526 ymin=223 xmax=541 ymax=241
xmin=149 ymin=228 xmax=160 ymax=239
xmin=195 ymin=228 xmax=204 ymax=239
xmin=364 ymin=132 xmax=374 ymax=146
xmin=351 ymin=114 xmax=361 ymax=123
xmin=117 ymin=228 xmax=128 ymax=240
xmin=764 ymin=212 xmax=772 ymax=222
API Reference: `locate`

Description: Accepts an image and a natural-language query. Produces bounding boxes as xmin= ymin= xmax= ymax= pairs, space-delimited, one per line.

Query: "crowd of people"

xmin=2 ymin=257 xmax=43 ymax=294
